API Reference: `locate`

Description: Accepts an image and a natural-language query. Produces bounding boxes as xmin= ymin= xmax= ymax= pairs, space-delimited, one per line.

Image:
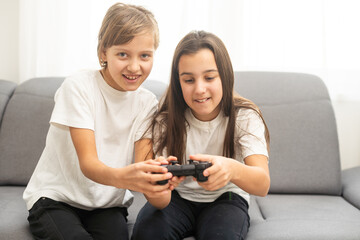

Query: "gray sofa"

xmin=0 ymin=72 xmax=359 ymax=240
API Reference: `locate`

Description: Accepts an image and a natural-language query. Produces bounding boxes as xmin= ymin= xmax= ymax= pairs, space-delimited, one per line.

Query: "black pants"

xmin=28 ymin=197 xmax=128 ymax=240
xmin=132 ymin=191 xmax=249 ymax=240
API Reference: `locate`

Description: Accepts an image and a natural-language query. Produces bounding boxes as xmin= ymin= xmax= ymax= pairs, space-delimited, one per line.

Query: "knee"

xmin=132 ymin=207 xmax=177 ymax=240
xmin=132 ymin=212 xmax=166 ymax=240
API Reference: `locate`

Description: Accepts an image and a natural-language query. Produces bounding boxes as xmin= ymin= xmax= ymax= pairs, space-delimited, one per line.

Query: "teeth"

xmin=197 ymin=98 xmax=208 ymax=103
xmin=125 ymin=75 xmax=138 ymax=80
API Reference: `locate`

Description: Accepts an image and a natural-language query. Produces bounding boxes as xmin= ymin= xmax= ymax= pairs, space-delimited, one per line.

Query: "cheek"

xmin=180 ymin=84 xmax=192 ymax=104
xmin=142 ymin=61 xmax=153 ymax=74
xmin=218 ymin=87 xmax=223 ymax=100
xmin=214 ymin=81 xmax=223 ymax=101
xmin=108 ymin=59 xmax=122 ymax=72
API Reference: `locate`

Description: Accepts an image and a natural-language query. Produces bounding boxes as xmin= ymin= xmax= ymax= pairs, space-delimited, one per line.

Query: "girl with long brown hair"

xmin=133 ymin=30 xmax=270 ymax=240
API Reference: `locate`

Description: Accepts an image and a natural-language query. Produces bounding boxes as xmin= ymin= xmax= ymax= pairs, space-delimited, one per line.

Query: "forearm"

xmin=230 ymin=158 xmax=270 ymax=197
xmin=70 ymin=128 xmax=174 ymax=198
xmin=145 ymin=192 xmax=171 ymax=209
xmin=69 ymin=127 xmax=123 ymax=187
xmin=78 ymin=156 xmax=128 ymax=189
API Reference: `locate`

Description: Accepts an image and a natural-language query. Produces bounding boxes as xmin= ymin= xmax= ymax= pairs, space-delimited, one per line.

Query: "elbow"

xmin=79 ymin=163 xmax=91 ymax=179
xmin=258 ymin=187 xmax=269 ymax=197
xmin=258 ymin=175 xmax=271 ymax=197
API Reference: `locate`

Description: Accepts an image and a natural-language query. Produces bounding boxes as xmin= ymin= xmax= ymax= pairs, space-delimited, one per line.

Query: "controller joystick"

xmin=169 ymin=160 xmax=178 ymax=165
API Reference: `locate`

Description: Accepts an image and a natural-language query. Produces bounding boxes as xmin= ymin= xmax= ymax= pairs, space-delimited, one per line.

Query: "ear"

xmin=100 ymin=49 xmax=107 ymax=62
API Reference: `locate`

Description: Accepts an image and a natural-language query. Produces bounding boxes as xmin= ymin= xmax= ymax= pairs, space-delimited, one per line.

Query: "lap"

xmin=196 ymin=192 xmax=250 ymax=240
xmin=132 ymin=191 xmax=195 ymax=239
xmin=28 ymin=197 xmax=128 ymax=240
xmin=132 ymin=191 xmax=249 ymax=240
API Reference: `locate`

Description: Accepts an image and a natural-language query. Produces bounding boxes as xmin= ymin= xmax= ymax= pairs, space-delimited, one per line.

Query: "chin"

xmin=125 ymin=85 xmax=142 ymax=91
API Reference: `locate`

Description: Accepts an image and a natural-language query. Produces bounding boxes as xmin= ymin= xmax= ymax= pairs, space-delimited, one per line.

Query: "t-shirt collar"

xmin=185 ymin=108 xmax=225 ymax=129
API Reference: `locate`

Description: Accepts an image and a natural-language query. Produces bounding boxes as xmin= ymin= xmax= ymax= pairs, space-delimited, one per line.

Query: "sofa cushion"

xmin=247 ymin=194 xmax=360 ymax=240
xmin=234 ymin=72 xmax=341 ymax=195
xmin=0 ymin=186 xmax=33 ymax=240
xmin=342 ymin=166 xmax=360 ymax=209
xmin=0 ymin=77 xmax=64 ymax=185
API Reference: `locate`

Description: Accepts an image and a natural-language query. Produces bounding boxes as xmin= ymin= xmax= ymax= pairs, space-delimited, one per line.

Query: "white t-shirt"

xmin=23 ymin=70 xmax=158 ymax=210
xmin=174 ymin=108 xmax=268 ymax=203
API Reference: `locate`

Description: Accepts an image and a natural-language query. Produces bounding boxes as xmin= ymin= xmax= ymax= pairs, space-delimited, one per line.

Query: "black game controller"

xmin=156 ymin=160 xmax=212 ymax=185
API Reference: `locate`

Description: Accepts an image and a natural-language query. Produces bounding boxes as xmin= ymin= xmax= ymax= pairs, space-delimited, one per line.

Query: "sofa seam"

xmin=255 ymin=197 xmax=266 ymax=221
xmin=12 ymin=92 xmax=55 ymax=100
xmin=258 ymin=98 xmax=332 ymax=108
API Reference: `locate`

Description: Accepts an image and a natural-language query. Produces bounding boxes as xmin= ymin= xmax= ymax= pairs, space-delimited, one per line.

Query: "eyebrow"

xmin=179 ymin=69 xmax=218 ymax=76
xmin=112 ymin=47 xmax=154 ymax=53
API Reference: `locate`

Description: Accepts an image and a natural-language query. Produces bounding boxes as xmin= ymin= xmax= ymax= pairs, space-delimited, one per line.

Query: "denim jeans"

xmin=28 ymin=197 xmax=128 ymax=240
xmin=132 ymin=190 xmax=249 ymax=240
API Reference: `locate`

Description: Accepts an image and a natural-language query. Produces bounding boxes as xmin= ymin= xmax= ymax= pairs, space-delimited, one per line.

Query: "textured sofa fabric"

xmin=236 ymin=72 xmax=360 ymax=240
xmin=0 ymin=80 xmax=16 ymax=125
xmin=0 ymin=72 xmax=359 ymax=240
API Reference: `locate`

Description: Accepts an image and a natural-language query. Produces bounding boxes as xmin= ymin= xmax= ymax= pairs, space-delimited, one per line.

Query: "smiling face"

xmin=178 ymin=48 xmax=223 ymax=121
xmin=100 ymin=32 xmax=155 ymax=91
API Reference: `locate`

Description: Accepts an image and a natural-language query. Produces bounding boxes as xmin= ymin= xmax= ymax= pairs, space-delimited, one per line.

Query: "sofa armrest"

xmin=342 ymin=166 xmax=360 ymax=209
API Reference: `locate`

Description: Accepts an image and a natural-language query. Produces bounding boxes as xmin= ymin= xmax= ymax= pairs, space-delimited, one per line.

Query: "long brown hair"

xmin=152 ymin=31 xmax=269 ymax=164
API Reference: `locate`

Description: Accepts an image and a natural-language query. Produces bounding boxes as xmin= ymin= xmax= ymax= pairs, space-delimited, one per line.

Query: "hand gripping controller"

xmin=156 ymin=160 xmax=212 ymax=185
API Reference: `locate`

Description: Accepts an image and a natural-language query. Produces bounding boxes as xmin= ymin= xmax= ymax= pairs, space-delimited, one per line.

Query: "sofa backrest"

xmin=234 ymin=72 xmax=342 ymax=195
xmin=0 ymin=73 xmax=342 ymax=196
xmin=0 ymin=77 xmax=168 ymax=186
xmin=0 ymin=80 xmax=17 ymax=126
xmin=0 ymin=77 xmax=64 ymax=186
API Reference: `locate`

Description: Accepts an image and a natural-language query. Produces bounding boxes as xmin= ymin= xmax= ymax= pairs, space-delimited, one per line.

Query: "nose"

xmin=194 ymin=79 xmax=206 ymax=94
xmin=127 ymin=58 xmax=140 ymax=72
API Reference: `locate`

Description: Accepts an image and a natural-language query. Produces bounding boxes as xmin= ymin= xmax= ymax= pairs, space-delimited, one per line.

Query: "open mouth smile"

xmin=195 ymin=97 xmax=210 ymax=103
xmin=123 ymin=74 xmax=140 ymax=81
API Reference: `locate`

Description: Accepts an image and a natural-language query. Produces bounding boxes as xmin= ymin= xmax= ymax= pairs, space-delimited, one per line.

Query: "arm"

xmin=69 ymin=127 xmax=173 ymax=199
xmin=192 ymin=154 xmax=270 ymax=197
xmin=233 ymin=154 xmax=270 ymax=196
xmin=134 ymin=139 xmax=172 ymax=209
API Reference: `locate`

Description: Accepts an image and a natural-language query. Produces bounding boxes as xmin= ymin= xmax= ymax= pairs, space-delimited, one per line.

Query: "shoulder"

xmin=135 ymin=86 xmax=158 ymax=107
xmin=60 ymin=70 xmax=98 ymax=92
xmin=235 ymin=107 xmax=265 ymax=135
xmin=236 ymin=107 xmax=262 ymax=122
xmin=137 ymin=86 xmax=157 ymax=99
xmin=54 ymin=70 xmax=99 ymax=105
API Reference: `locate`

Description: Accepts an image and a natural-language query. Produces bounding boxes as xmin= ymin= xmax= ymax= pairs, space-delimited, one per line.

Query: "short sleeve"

xmin=236 ymin=108 xmax=268 ymax=159
xmin=50 ymin=76 xmax=94 ymax=130
xmin=134 ymin=92 xmax=158 ymax=141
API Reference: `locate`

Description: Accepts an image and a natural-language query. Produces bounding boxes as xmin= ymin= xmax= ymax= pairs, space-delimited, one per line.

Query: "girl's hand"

xmin=159 ymin=156 xmax=186 ymax=190
xmin=154 ymin=156 xmax=170 ymax=165
xmin=189 ymin=154 xmax=237 ymax=191
xmin=168 ymin=176 xmax=186 ymax=190
xmin=118 ymin=159 xmax=173 ymax=198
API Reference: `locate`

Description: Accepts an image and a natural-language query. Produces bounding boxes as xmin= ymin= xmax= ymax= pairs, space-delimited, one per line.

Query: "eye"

xmin=204 ymin=73 xmax=219 ymax=81
xmin=183 ymin=79 xmax=194 ymax=83
xmin=117 ymin=52 xmax=127 ymax=58
xmin=141 ymin=53 xmax=151 ymax=59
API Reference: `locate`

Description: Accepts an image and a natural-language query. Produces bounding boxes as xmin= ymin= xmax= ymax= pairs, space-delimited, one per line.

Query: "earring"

xmin=100 ymin=59 xmax=107 ymax=67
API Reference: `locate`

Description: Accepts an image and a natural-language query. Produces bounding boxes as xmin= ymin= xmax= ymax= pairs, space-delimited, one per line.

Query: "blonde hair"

xmin=97 ymin=3 xmax=159 ymax=65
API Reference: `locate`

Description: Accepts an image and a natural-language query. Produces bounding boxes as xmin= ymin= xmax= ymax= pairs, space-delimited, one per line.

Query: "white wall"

xmin=0 ymin=0 xmax=19 ymax=83
xmin=0 ymin=1 xmax=359 ymax=170
xmin=333 ymin=100 xmax=360 ymax=169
